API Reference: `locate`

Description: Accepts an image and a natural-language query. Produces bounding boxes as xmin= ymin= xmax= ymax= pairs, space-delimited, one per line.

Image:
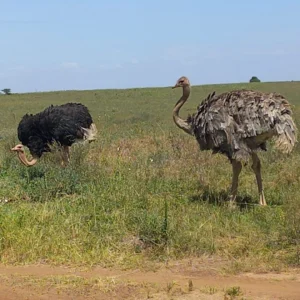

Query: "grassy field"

xmin=0 ymin=81 xmax=300 ymax=273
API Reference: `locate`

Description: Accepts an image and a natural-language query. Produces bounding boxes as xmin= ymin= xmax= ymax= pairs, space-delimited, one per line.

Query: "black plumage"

xmin=12 ymin=102 xmax=97 ymax=166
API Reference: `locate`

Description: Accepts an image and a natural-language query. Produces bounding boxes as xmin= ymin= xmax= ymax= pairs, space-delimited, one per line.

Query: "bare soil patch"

xmin=0 ymin=260 xmax=299 ymax=299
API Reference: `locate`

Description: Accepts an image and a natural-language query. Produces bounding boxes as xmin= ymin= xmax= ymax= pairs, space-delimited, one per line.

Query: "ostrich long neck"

xmin=17 ymin=152 xmax=38 ymax=167
xmin=173 ymin=85 xmax=193 ymax=135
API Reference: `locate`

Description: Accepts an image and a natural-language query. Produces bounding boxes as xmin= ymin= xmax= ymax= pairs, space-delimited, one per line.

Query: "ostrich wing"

xmin=189 ymin=90 xmax=296 ymax=160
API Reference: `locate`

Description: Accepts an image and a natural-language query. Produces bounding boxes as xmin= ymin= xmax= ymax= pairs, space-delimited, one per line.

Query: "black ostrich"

xmin=11 ymin=103 xmax=98 ymax=167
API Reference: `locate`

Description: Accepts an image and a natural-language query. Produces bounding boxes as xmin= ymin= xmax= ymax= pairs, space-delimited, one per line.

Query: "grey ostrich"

xmin=172 ymin=76 xmax=297 ymax=206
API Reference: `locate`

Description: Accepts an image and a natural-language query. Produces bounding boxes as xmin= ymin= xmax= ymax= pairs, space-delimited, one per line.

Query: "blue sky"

xmin=1 ymin=0 xmax=300 ymax=93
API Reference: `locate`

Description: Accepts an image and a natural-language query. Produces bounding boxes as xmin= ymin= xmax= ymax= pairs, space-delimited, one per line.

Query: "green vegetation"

xmin=1 ymin=88 xmax=11 ymax=95
xmin=0 ymin=81 xmax=300 ymax=272
xmin=249 ymin=76 xmax=261 ymax=83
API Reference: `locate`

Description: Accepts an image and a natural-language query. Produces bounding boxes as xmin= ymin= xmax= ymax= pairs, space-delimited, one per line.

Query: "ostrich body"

xmin=172 ymin=76 xmax=297 ymax=206
xmin=12 ymin=103 xmax=97 ymax=167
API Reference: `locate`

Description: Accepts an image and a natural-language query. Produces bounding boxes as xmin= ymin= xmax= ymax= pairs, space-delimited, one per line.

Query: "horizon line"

xmin=3 ymin=79 xmax=299 ymax=95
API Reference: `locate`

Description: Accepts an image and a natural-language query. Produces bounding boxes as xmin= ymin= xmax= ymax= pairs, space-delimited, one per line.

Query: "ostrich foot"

xmin=259 ymin=193 xmax=267 ymax=206
xmin=228 ymin=195 xmax=238 ymax=209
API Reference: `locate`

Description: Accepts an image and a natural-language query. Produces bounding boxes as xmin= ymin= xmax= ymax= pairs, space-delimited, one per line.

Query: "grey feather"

xmin=188 ymin=89 xmax=298 ymax=162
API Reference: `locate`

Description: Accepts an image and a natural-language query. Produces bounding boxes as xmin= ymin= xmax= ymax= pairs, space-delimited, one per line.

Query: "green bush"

xmin=249 ymin=76 xmax=261 ymax=83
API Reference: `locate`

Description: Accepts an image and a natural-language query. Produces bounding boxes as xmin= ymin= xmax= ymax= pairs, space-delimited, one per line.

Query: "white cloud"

xmin=8 ymin=65 xmax=25 ymax=71
xmin=98 ymin=63 xmax=123 ymax=70
xmin=130 ymin=58 xmax=139 ymax=64
xmin=61 ymin=62 xmax=79 ymax=69
xmin=243 ymin=49 xmax=290 ymax=56
xmin=161 ymin=46 xmax=200 ymax=61
xmin=161 ymin=46 xmax=223 ymax=64
xmin=0 ymin=66 xmax=28 ymax=78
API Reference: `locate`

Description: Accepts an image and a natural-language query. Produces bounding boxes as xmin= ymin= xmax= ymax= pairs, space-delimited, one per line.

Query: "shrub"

xmin=1 ymin=88 xmax=11 ymax=95
xmin=249 ymin=76 xmax=261 ymax=83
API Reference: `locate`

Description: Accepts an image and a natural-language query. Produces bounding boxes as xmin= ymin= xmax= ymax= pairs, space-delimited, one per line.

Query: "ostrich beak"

xmin=172 ymin=83 xmax=179 ymax=89
xmin=11 ymin=144 xmax=23 ymax=152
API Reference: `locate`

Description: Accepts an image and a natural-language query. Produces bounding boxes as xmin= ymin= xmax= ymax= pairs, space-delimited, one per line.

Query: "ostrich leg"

xmin=61 ymin=146 xmax=70 ymax=166
xmin=229 ymin=159 xmax=242 ymax=206
xmin=251 ymin=153 xmax=266 ymax=206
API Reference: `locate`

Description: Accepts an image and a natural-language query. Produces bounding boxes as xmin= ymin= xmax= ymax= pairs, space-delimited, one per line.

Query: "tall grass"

xmin=0 ymin=81 xmax=300 ymax=272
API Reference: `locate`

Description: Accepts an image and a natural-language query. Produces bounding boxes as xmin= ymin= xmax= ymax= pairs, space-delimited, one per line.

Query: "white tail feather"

xmin=81 ymin=123 xmax=98 ymax=143
xmin=274 ymin=116 xmax=297 ymax=153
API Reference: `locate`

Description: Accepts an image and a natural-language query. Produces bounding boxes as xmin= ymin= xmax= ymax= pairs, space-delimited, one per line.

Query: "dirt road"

xmin=0 ymin=261 xmax=299 ymax=299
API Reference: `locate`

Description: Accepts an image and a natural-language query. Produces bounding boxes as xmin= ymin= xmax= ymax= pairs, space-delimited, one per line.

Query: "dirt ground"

xmin=0 ymin=260 xmax=299 ymax=300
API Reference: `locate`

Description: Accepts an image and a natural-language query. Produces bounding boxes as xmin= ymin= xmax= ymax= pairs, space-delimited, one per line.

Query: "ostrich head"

xmin=11 ymin=144 xmax=38 ymax=167
xmin=172 ymin=76 xmax=190 ymax=89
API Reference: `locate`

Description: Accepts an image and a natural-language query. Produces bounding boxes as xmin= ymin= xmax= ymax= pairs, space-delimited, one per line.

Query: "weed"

xmin=225 ymin=286 xmax=242 ymax=299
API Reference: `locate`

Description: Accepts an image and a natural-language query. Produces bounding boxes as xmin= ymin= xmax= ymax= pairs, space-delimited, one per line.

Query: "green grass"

xmin=0 ymin=81 xmax=300 ymax=272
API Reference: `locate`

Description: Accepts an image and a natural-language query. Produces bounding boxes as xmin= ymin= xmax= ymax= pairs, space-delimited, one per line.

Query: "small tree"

xmin=249 ymin=76 xmax=261 ymax=83
xmin=1 ymin=88 xmax=11 ymax=95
